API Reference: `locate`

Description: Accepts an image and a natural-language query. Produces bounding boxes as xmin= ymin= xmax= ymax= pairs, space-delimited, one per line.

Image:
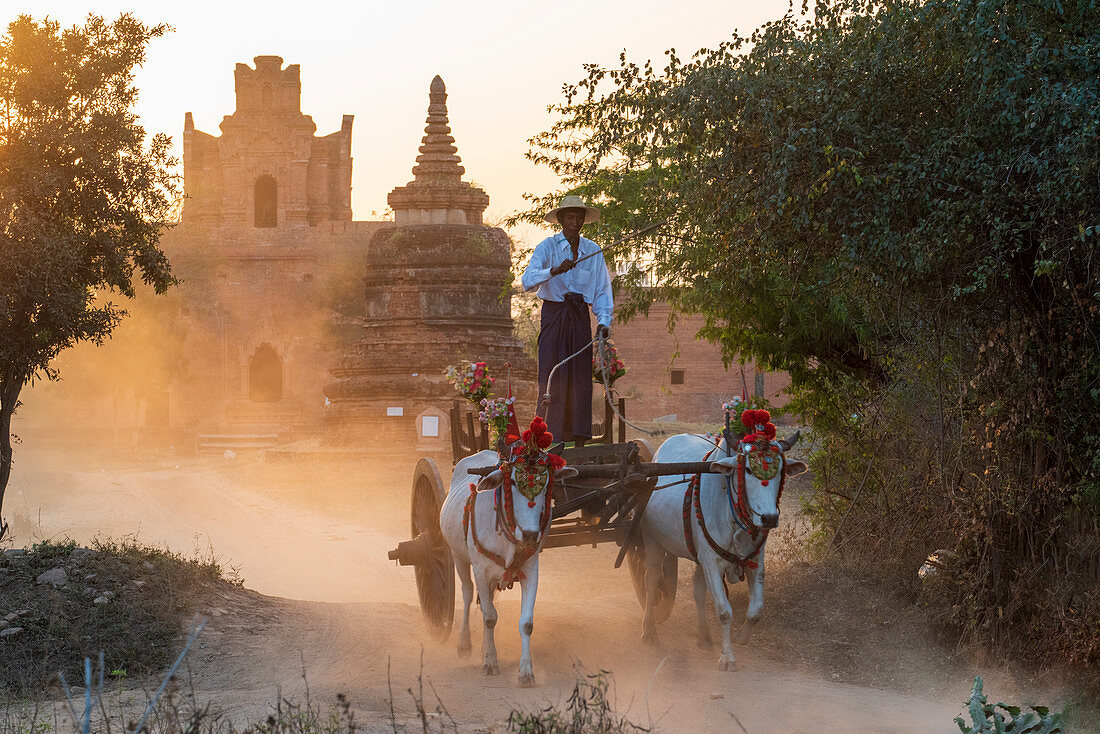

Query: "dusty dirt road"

xmin=3 ymin=442 xmax=1000 ymax=732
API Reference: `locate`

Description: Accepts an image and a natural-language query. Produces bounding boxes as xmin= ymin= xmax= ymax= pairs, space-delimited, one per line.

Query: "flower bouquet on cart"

xmin=478 ymin=394 xmax=516 ymax=446
xmin=444 ymin=360 xmax=495 ymax=404
xmin=592 ymin=341 xmax=627 ymax=388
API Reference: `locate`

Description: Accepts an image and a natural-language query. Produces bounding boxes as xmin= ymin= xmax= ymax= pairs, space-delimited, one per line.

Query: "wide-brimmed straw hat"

xmin=544 ymin=195 xmax=601 ymax=225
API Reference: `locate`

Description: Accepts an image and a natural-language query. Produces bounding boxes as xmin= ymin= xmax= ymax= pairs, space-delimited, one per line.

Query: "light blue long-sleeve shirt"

xmin=520 ymin=233 xmax=614 ymax=328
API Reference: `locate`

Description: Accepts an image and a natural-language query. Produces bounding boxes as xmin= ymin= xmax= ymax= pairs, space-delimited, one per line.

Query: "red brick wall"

xmin=609 ymin=303 xmax=791 ymax=424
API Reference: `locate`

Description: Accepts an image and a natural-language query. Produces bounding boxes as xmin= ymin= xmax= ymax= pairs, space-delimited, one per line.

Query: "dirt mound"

xmin=0 ymin=539 xmax=228 ymax=695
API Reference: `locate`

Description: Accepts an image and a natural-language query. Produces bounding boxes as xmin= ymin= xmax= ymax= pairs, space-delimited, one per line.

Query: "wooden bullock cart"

xmin=388 ymin=399 xmax=725 ymax=640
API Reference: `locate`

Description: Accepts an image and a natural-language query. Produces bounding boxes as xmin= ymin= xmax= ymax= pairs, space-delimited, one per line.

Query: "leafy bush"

xmin=518 ymin=0 xmax=1100 ymax=680
xmin=954 ymin=677 xmax=1063 ymax=734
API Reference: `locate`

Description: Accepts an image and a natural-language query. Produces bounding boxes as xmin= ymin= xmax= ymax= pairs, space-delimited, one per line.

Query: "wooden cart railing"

xmin=449 ymin=397 xmax=628 ymax=465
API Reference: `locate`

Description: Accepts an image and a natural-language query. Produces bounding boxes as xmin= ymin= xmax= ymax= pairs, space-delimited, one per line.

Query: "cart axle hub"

xmin=388 ymin=532 xmax=434 ymax=567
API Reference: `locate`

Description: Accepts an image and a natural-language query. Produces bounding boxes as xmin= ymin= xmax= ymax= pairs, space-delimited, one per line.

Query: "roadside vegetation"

xmin=516 ymin=0 xmax=1100 ymax=694
xmin=0 ymin=659 xmax=649 ymax=734
xmin=0 ymin=539 xmax=234 ymax=696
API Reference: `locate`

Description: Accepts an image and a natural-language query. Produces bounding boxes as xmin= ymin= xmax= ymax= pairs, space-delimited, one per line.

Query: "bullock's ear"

xmin=708 ymin=456 xmax=739 ymax=476
xmin=476 ymin=470 xmax=504 ymax=493
xmin=778 ymin=430 xmax=801 ymax=451
xmin=784 ymin=460 xmax=809 ymax=478
xmin=554 ymin=466 xmax=579 ymax=481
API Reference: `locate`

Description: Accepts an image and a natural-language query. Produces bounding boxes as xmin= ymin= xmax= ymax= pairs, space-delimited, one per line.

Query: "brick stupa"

xmin=324 ymin=76 xmax=535 ymax=452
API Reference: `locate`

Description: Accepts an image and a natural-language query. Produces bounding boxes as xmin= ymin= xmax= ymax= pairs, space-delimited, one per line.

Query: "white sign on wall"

xmin=421 ymin=416 xmax=439 ymax=437
xmin=386 ymin=407 xmax=404 ymax=416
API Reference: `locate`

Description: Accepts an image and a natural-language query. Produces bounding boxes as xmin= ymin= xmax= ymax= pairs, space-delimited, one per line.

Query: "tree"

xmin=519 ymin=0 xmax=1100 ymax=672
xmin=0 ymin=14 xmax=178 ymax=539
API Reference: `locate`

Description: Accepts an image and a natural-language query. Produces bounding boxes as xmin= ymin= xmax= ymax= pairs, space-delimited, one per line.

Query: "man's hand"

xmin=597 ymin=324 xmax=610 ymax=340
xmin=550 ymin=258 xmax=575 ymax=276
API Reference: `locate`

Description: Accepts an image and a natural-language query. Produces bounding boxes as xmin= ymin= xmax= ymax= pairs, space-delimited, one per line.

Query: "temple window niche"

xmin=255 ymin=175 xmax=277 ymax=227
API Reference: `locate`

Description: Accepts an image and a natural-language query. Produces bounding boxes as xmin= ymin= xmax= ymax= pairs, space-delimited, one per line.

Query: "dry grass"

xmin=0 ymin=538 xmax=236 ymax=696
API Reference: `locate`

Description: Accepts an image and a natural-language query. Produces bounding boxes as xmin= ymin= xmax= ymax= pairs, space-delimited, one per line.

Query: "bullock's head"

xmin=480 ymin=417 xmax=578 ymax=543
xmin=709 ymin=431 xmax=808 ymax=529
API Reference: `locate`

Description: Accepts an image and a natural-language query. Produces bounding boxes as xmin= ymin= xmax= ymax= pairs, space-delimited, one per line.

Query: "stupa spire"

xmin=387 ymin=75 xmax=489 ymax=226
xmin=411 ymin=75 xmax=464 ymax=185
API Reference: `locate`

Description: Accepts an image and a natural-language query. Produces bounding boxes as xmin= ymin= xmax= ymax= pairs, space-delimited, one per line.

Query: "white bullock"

xmin=640 ymin=431 xmax=807 ymax=670
xmin=439 ymin=444 xmax=577 ymax=687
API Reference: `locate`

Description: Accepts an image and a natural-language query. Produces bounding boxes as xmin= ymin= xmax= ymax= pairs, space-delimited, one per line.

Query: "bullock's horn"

xmin=778 ymin=430 xmax=801 ymax=451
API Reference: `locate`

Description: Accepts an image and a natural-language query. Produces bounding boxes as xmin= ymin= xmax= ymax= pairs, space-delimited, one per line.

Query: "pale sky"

xmin=15 ymin=1 xmax=793 ymax=244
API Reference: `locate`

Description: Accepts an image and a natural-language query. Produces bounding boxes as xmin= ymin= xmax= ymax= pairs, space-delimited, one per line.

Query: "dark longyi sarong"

xmin=538 ymin=292 xmax=593 ymax=442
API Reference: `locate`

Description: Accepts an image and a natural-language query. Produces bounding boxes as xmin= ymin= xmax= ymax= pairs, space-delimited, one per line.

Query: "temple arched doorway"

xmin=255 ymin=175 xmax=277 ymax=228
xmin=249 ymin=343 xmax=282 ymax=403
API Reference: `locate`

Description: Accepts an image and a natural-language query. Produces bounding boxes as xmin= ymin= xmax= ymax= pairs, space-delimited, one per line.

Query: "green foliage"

xmin=508 ymin=235 xmax=541 ymax=357
xmin=27 ymin=538 xmax=77 ymax=564
xmin=521 ymin=0 xmax=1100 ymax=676
xmin=464 ymin=231 xmax=493 ymax=256
xmin=955 ymin=677 xmax=1063 ymax=734
xmin=0 ymin=13 xmax=178 ymax=535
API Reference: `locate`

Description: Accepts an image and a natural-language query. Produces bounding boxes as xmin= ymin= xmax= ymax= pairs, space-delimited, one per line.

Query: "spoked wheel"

xmin=627 ymin=541 xmax=678 ymax=623
xmin=388 ymin=458 xmax=455 ymax=641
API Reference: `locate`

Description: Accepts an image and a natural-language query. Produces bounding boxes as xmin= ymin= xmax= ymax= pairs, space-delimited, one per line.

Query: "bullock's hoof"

xmin=457 ymin=642 xmax=471 ymax=658
xmin=733 ymin=624 xmax=752 ymax=645
xmin=482 ymin=662 xmax=500 ymax=676
xmin=696 ymin=632 xmax=713 ymax=650
xmin=518 ymin=673 xmax=536 ymax=688
xmin=641 ymin=630 xmax=658 ymax=646
xmin=717 ymin=654 xmax=737 ymax=672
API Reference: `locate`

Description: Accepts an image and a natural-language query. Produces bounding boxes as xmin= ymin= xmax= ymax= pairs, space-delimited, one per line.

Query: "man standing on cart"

xmin=521 ymin=195 xmax=614 ymax=448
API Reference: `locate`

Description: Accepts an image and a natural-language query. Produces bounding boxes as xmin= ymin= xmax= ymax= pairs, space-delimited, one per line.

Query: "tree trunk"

xmin=0 ymin=379 xmax=22 ymax=541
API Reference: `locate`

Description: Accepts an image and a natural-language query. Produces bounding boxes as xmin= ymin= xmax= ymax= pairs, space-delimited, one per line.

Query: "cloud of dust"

xmin=16 ymin=234 xmax=369 ymax=449
xmin=6 ymin=234 xmax=442 ymax=607
xmin=4 ymin=440 xmax=427 ymax=607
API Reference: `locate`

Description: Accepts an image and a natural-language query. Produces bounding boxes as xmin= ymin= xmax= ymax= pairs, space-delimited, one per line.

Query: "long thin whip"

xmin=570 ymin=217 xmax=668 ymax=267
xmin=512 ymin=217 xmax=670 ymax=297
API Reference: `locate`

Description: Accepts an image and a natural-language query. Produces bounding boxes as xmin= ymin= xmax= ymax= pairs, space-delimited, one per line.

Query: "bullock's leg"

xmin=734 ymin=559 xmax=765 ymax=645
xmin=700 ymin=559 xmax=737 ymax=670
xmin=474 ymin=572 xmax=500 ymax=675
xmin=640 ymin=543 xmax=663 ymax=645
xmin=456 ymin=557 xmax=474 ymax=658
xmin=693 ymin=564 xmax=713 ymax=650
xmin=517 ymin=561 xmax=539 ymax=687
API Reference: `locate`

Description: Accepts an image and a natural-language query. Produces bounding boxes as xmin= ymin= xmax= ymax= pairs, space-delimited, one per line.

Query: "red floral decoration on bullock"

xmin=503 ymin=416 xmax=567 ymax=504
xmin=740 ymin=408 xmax=777 ymax=445
xmin=512 ymin=416 xmax=566 ymax=468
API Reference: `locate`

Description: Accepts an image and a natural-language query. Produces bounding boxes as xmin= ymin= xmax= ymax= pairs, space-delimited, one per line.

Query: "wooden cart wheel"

xmin=410 ymin=458 xmax=455 ymax=641
xmin=627 ymin=541 xmax=677 ymax=623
